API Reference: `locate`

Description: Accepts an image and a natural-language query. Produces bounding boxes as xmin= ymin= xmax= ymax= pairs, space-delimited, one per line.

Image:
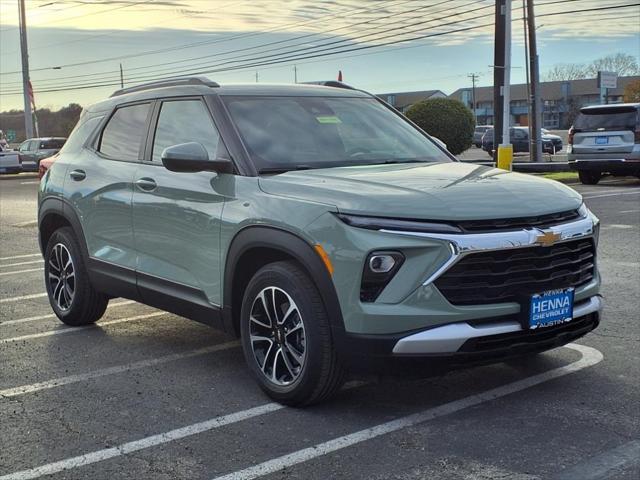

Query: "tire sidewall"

xmin=240 ymin=263 xmax=329 ymax=401
xmin=44 ymin=227 xmax=85 ymax=320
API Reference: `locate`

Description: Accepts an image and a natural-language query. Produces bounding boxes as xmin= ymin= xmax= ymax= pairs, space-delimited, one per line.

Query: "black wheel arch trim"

xmin=222 ymin=225 xmax=345 ymax=335
xmin=38 ymin=196 xmax=88 ymax=259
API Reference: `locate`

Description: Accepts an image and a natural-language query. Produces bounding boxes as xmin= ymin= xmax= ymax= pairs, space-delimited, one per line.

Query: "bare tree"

xmin=543 ymin=63 xmax=588 ymax=81
xmin=586 ymin=53 xmax=640 ymax=77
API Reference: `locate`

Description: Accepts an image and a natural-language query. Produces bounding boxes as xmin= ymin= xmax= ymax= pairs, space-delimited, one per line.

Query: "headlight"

xmin=336 ymin=213 xmax=462 ymax=234
xmin=361 ymin=251 xmax=404 ymax=302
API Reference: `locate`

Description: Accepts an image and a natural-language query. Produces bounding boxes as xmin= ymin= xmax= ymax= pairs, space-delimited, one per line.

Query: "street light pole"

xmin=526 ymin=0 xmax=543 ymax=162
xmin=468 ymin=73 xmax=478 ymax=124
xmin=18 ymin=0 xmax=34 ymax=140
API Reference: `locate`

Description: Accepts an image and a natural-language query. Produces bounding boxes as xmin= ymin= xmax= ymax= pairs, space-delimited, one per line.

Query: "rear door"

xmin=132 ymin=97 xmax=231 ymax=309
xmin=65 ymin=101 xmax=152 ymax=275
xmin=572 ymin=106 xmax=638 ymax=154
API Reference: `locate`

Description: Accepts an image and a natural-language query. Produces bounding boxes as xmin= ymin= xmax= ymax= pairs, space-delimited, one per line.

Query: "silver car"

xmin=568 ymin=103 xmax=640 ymax=184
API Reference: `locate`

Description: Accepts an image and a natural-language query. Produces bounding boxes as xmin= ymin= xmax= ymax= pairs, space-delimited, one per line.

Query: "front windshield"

xmin=223 ymin=96 xmax=451 ymax=172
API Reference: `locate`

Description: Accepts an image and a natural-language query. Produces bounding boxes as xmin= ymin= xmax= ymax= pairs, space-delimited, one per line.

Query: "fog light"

xmin=369 ymin=254 xmax=397 ymax=273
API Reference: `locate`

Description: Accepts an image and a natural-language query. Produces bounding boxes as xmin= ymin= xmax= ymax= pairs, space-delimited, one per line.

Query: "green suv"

xmin=38 ymin=77 xmax=602 ymax=405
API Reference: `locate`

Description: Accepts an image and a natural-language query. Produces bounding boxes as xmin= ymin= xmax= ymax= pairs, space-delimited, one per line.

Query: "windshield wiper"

xmin=258 ymin=165 xmax=314 ymax=174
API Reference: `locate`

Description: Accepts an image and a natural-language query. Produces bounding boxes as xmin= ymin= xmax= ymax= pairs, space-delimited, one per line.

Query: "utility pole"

xmin=119 ymin=63 xmax=124 ymax=88
xmin=468 ymin=73 xmax=479 ymax=125
xmin=294 ymin=65 xmax=298 ymax=83
xmin=522 ymin=0 xmax=532 ymax=143
xmin=493 ymin=0 xmax=506 ymax=154
xmin=18 ymin=0 xmax=34 ymax=140
xmin=526 ymin=0 xmax=543 ymax=162
xmin=255 ymin=71 xmax=259 ymax=83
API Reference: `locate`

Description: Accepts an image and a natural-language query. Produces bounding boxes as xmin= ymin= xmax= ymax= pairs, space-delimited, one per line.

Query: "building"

xmin=449 ymin=76 xmax=639 ymax=129
xmin=376 ymin=89 xmax=447 ymax=113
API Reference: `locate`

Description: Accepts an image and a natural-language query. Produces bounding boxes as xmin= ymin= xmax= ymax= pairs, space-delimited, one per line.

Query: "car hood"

xmin=258 ymin=162 xmax=582 ymax=221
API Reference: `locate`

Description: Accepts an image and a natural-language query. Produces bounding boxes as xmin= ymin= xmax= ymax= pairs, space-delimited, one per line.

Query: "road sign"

xmin=6 ymin=129 xmax=16 ymax=142
xmin=597 ymin=71 xmax=618 ymax=89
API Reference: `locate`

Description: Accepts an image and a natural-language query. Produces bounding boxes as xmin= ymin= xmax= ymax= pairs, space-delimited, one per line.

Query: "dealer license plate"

xmin=595 ymin=136 xmax=609 ymax=145
xmin=529 ymin=287 xmax=574 ymax=329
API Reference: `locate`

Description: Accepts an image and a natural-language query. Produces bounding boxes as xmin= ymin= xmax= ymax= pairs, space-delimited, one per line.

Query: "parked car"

xmin=473 ymin=125 xmax=492 ymax=148
xmin=39 ymin=78 xmax=602 ymax=405
xmin=482 ymin=127 xmax=562 ymax=157
xmin=18 ymin=137 xmax=66 ymax=171
xmin=567 ymin=103 xmax=640 ymax=185
xmin=0 ymin=144 xmax=21 ymax=174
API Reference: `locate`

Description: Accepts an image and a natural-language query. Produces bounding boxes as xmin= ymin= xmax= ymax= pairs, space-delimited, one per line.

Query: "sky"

xmin=0 ymin=0 xmax=639 ymax=111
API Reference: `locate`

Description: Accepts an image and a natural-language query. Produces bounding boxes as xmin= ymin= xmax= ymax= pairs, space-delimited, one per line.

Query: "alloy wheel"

xmin=48 ymin=243 xmax=75 ymax=311
xmin=249 ymin=286 xmax=306 ymax=386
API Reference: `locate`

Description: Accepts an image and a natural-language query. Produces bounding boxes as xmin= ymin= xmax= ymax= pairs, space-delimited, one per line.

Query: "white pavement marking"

xmin=0 ymin=344 xmax=602 ymax=480
xmin=11 ymin=220 xmax=38 ymax=227
xmin=553 ymin=439 xmax=640 ymax=480
xmin=0 ymin=259 xmax=43 ymax=268
xmin=212 ymin=343 xmax=603 ymax=480
xmin=0 ymin=300 xmax=136 ymax=326
xmin=0 ymin=293 xmax=47 ymax=304
xmin=0 ymin=340 xmax=240 ymax=398
xmin=19 ymin=181 xmax=40 ymax=185
xmin=0 ymin=312 xmax=164 ymax=344
xmin=619 ymin=209 xmax=640 ymax=214
xmin=602 ymin=224 xmax=635 ymax=229
xmin=0 ymin=253 xmax=40 ymax=262
xmin=583 ymin=189 xmax=640 ymax=200
xmin=0 ymin=267 xmax=44 ymax=277
xmin=0 ymin=403 xmax=285 ymax=480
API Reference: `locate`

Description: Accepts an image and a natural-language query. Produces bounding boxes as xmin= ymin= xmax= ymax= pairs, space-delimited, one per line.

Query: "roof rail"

xmin=300 ymin=80 xmax=356 ymax=90
xmin=110 ymin=76 xmax=219 ymax=97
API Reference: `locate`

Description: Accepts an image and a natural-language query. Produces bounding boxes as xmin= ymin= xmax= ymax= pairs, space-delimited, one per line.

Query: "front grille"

xmin=456 ymin=209 xmax=581 ymax=233
xmin=434 ymin=238 xmax=595 ymax=305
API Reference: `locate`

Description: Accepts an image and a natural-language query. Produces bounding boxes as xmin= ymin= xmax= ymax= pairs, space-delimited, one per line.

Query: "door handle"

xmin=135 ymin=177 xmax=157 ymax=192
xmin=69 ymin=169 xmax=86 ymax=181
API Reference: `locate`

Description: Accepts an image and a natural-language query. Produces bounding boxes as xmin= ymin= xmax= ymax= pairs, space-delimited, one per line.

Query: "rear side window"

xmin=151 ymin=99 xmax=224 ymax=162
xmin=99 ymin=103 xmax=151 ymax=161
xmin=39 ymin=139 xmax=65 ymax=149
xmin=574 ymin=107 xmax=638 ymax=131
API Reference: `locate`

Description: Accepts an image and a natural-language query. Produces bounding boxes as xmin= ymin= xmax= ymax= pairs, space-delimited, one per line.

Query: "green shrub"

xmin=405 ymin=98 xmax=475 ymax=155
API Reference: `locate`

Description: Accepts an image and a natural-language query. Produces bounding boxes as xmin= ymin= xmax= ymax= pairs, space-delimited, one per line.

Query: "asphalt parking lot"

xmin=0 ymin=174 xmax=638 ymax=480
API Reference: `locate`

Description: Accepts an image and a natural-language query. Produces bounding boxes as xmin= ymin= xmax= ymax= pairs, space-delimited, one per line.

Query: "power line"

xmin=8 ymin=0 xmax=491 ymax=89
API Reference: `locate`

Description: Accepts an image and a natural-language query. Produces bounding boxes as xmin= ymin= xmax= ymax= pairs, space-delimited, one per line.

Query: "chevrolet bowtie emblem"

xmin=536 ymin=230 xmax=562 ymax=247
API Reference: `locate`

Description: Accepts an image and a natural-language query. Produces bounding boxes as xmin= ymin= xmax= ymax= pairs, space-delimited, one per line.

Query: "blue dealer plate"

xmin=529 ymin=288 xmax=575 ymax=329
xmin=595 ymin=136 xmax=609 ymax=145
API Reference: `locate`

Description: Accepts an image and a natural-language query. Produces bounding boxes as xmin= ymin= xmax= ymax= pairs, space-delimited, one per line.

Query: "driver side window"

xmin=152 ymin=99 xmax=226 ymax=162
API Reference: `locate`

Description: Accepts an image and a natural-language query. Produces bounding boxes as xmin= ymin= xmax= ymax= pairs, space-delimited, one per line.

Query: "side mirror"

xmin=161 ymin=142 xmax=233 ymax=174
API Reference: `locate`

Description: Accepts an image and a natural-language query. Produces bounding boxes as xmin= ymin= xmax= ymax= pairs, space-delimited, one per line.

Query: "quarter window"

xmin=99 ymin=103 xmax=151 ymax=161
xmin=152 ymin=100 xmax=224 ymax=162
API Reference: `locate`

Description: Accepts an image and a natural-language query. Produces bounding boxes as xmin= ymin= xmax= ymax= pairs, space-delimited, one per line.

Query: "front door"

xmin=132 ymin=98 xmax=231 ymax=311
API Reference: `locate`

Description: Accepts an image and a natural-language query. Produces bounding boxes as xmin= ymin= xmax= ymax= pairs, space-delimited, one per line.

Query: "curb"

xmin=0 ymin=173 xmax=39 ymax=181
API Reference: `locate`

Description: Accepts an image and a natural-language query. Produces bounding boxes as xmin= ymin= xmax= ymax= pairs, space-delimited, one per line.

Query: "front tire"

xmin=44 ymin=227 xmax=108 ymax=326
xmin=240 ymin=261 xmax=345 ymax=406
xmin=578 ymin=171 xmax=601 ymax=185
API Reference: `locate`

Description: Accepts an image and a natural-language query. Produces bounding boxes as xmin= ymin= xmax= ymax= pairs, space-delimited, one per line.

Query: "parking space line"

xmin=583 ymin=190 xmax=640 ymax=200
xmin=0 ymin=300 xmax=136 ymax=327
xmin=0 ymin=293 xmax=47 ymax=304
xmin=0 ymin=403 xmax=285 ymax=480
xmin=553 ymin=439 xmax=640 ymax=480
xmin=0 ymin=312 xmax=165 ymax=344
xmin=211 ymin=344 xmax=603 ymax=480
xmin=0 ymin=267 xmax=44 ymax=277
xmin=0 ymin=340 xmax=240 ymax=398
xmin=0 ymin=344 xmax=602 ymax=480
xmin=0 ymin=259 xmax=43 ymax=268
xmin=0 ymin=253 xmax=40 ymax=262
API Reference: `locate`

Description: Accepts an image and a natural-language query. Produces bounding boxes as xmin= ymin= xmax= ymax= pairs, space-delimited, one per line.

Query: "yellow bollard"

xmin=497 ymin=144 xmax=513 ymax=171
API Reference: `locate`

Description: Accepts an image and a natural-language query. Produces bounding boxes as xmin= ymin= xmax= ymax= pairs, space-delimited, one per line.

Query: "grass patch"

xmin=537 ymin=172 xmax=578 ymax=183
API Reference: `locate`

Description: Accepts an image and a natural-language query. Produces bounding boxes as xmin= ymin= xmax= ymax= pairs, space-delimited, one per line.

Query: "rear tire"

xmin=578 ymin=171 xmax=601 ymax=185
xmin=44 ymin=227 xmax=108 ymax=326
xmin=240 ymin=260 xmax=345 ymax=406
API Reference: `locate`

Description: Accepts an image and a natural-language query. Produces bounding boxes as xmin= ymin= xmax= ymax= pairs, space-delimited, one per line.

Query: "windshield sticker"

xmin=316 ymin=116 xmax=342 ymax=124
